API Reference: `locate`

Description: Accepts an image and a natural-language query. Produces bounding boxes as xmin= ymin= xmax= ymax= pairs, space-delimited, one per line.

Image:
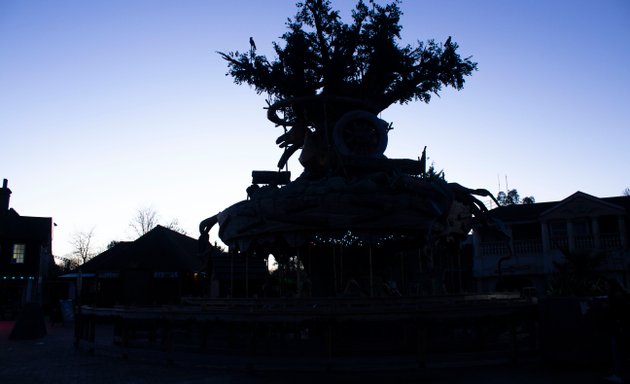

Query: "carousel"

xmin=199 ymin=95 xmax=497 ymax=298
xmin=76 ymin=1 xmax=538 ymax=368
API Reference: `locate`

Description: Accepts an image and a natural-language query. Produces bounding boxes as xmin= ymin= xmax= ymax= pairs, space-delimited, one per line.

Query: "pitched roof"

xmin=81 ymin=225 xmax=205 ymax=273
xmin=540 ymin=191 xmax=626 ymax=219
xmin=486 ymin=192 xmax=630 ymax=223
xmin=0 ymin=212 xmax=52 ymax=244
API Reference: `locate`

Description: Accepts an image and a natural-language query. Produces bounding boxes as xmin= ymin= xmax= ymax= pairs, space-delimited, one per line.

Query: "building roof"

xmin=80 ymin=225 xmax=206 ymax=273
xmin=486 ymin=192 xmax=630 ymax=223
xmin=0 ymin=210 xmax=53 ymax=244
xmin=79 ymin=225 xmax=269 ymax=280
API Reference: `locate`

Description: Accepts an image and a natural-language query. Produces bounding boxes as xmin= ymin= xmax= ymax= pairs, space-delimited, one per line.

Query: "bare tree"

xmin=129 ymin=206 xmax=187 ymax=237
xmin=70 ymin=228 xmax=96 ymax=265
xmin=129 ymin=206 xmax=159 ymax=237
xmin=54 ymin=255 xmax=80 ymax=272
xmin=164 ymin=218 xmax=187 ymax=235
xmin=624 ymin=187 xmax=630 ymax=196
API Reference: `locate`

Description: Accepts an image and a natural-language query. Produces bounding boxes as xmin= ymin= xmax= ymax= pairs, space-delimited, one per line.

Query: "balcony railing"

xmin=601 ymin=233 xmax=621 ymax=248
xmin=480 ymin=234 xmax=625 ymax=257
xmin=479 ymin=242 xmax=509 ymax=256
xmin=574 ymin=235 xmax=594 ymax=250
xmin=550 ymin=237 xmax=568 ymax=250
xmin=513 ymin=240 xmax=543 ymax=254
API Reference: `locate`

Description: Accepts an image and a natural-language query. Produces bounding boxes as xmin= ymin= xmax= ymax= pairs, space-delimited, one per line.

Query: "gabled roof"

xmin=485 ymin=201 xmax=555 ymax=223
xmin=540 ymin=191 xmax=625 ymax=220
xmin=81 ymin=225 xmax=205 ymax=273
xmin=486 ymin=192 xmax=629 ymax=223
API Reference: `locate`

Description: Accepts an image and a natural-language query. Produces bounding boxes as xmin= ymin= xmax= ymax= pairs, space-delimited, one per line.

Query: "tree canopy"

xmin=218 ymin=0 xmax=477 ymax=124
xmin=496 ymin=189 xmax=535 ymax=206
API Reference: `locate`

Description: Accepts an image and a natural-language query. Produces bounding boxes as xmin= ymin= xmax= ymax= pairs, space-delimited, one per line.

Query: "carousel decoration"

xmin=201 ymin=0 xmax=495 ymax=297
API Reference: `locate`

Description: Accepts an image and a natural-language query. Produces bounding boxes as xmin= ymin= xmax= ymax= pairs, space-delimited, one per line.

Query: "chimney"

xmin=1 ymin=179 xmax=11 ymax=212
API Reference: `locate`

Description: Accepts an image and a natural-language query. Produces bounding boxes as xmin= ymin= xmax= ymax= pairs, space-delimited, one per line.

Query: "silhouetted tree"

xmin=424 ymin=162 xmax=446 ymax=181
xmin=69 ymin=228 xmax=96 ymax=266
xmin=496 ymin=189 xmax=535 ymax=206
xmin=54 ymin=255 xmax=79 ymax=272
xmin=129 ymin=206 xmax=187 ymax=237
xmin=218 ymin=0 xmax=476 ymax=125
xmin=547 ymin=248 xmax=607 ymax=296
xmin=164 ymin=218 xmax=187 ymax=235
xmin=522 ymin=195 xmax=535 ymax=204
xmin=129 ymin=206 xmax=159 ymax=237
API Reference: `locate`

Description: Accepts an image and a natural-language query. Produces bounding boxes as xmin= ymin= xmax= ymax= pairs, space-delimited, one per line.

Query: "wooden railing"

xmin=77 ymin=293 xmax=532 ymax=322
xmin=74 ymin=294 xmax=539 ymax=369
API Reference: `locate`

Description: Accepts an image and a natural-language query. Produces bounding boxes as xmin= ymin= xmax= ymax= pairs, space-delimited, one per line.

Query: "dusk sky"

xmin=1 ymin=0 xmax=629 ymax=258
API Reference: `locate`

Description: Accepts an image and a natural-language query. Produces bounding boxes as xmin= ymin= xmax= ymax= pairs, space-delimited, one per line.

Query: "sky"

xmin=1 ymin=0 xmax=629 ymax=258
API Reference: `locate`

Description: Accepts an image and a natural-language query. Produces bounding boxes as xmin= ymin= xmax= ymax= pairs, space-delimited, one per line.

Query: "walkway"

xmin=0 ymin=321 xmax=626 ymax=383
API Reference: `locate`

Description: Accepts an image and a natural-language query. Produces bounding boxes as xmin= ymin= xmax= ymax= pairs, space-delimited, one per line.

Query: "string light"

xmin=1 ymin=276 xmax=35 ymax=280
xmin=312 ymin=231 xmax=412 ymax=247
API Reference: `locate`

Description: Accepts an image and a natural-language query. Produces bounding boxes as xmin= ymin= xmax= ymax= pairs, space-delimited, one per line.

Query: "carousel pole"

xmin=339 ymin=247 xmax=344 ymax=295
xmin=245 ymin=252 xmax=249 ymax=298
xmin=296 ymin=248 xmax=301 ymax=297
xmin=369 ymin=246 xmax=374 ymax=297
xmin=459 ymin=248 xmax=464 ymax=293
xmin=230 ymin=249 xmax=234 ymax=298
xmin=332 ymin=246 xmax=337 ymax=295
xmin=400 ymin=251 xmax=405 ymax=295
xmin=418 ymin=248 xmax=422 ymax=296
xmin=308 ymin=246 xmax=312 ymax=295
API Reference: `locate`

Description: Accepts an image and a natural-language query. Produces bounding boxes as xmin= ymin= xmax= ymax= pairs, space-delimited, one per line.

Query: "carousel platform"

xmin=75 ymin=294 xmax=539 ymax=371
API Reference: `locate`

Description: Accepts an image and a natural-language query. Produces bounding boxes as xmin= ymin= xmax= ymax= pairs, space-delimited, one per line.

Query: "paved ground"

xmin=1 ymin=320 xmax=627 ymax=383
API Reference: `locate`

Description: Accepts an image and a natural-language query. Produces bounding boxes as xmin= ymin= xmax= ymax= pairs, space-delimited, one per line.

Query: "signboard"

xmin=59 ymin=299 xmax=74 ymax=323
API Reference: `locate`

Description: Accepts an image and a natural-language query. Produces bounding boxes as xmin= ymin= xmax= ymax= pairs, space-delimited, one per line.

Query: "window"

xmin=548 ymin=221 xmax=567 ymax=238
xmin=572 ymin=218 xmax=591 ymax=236
xmin=599 ymin=215 xmax=619 ymax=234
xmin=12 ymin=244 xmax=25 ymax=264
xmin=153 ymin=271 xmax=178 ymax=279
xmin=548 ymin=221 xmax=568 ymax=249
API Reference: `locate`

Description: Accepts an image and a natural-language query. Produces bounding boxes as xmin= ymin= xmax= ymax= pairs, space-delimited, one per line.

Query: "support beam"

xmin=369 ymin=246 xmax=374 ymax=297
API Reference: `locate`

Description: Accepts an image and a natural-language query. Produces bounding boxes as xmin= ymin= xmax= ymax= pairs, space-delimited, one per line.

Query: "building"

xmin=0 ymin=179 xmax=55 ymax=312
xmin=473 ymin=191 xmax=630 ymax=295
xmin=75 ymin=225 xmax=268 ymax=306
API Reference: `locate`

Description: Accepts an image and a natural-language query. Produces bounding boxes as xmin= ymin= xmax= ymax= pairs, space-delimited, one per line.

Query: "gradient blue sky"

xmin=1 ymin=0 xmax=629 ymax=258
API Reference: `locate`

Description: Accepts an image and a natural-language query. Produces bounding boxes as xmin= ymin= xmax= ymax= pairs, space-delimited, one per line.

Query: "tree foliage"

xmin=496 ymin=189 xmax=535 ymax=206
xmin=218 ymin=0 xmax=477 ymax=124
xmin=547 ymin=248 xmax=607 ymax=296
xmin=424 ymin=162 xmax=446 ymax=181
